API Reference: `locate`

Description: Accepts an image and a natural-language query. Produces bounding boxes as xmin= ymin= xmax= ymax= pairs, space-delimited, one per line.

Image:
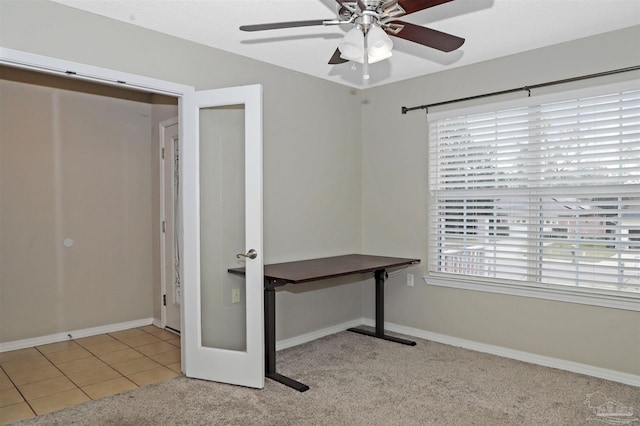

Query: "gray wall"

xmin=361 ymin=26 xmax=640 ymax=376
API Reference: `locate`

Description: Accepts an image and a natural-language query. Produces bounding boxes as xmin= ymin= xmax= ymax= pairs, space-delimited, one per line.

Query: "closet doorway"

xmin=0 ymin=65 xmax=178 ymax=344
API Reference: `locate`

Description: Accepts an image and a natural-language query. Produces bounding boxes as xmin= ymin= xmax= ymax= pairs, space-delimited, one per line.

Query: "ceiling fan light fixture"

xmin=367 ymin=24 xmax=393 ymax=52
xmin=338 ymin=27 xmax=365 ymax=62
xmin=340 ymin=52 xmax=364 ymax=64
xmin=367 ymin=24 xmax=393 ymax=64
xmin=368 ymin=48 xmax=392 ymax=64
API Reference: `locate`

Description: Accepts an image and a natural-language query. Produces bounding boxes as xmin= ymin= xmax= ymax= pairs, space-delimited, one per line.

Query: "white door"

xmin=181 ymin=85 xmax=264 ymax=388
xmin=160 ymin=118 xmax=181 ymax=332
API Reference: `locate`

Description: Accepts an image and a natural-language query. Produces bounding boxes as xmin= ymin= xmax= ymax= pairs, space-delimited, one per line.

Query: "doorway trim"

xmin=0 ymin=48 xmax=191 ymax=97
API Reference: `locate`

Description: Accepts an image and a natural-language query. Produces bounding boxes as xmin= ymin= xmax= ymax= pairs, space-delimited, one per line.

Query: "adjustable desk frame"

xmin=230 ymin=254 xmax=420 ymax=392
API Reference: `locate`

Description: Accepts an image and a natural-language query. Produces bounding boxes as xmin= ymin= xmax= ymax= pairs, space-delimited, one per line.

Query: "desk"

xmin=228 ymin=254 xmax=420 ymax=392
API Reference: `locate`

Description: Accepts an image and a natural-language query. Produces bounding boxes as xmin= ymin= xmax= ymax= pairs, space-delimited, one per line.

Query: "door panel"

xmin=161 ymin=119 xmax=181 ymax=332
xmin=182 ymin=85 xmax=264 ymax=388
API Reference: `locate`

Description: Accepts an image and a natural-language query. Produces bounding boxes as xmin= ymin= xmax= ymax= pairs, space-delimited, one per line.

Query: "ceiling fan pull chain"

xmin=363 ymin=36 xmax=370 ymax=80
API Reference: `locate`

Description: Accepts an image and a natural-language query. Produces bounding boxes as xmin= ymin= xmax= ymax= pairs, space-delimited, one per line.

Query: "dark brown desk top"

xmin=228 ymin=254 xmax=420 ymax=284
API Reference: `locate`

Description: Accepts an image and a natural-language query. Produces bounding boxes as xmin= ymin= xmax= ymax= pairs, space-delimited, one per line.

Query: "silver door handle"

xmin=236 ymin=249 xmax=258 ymax=260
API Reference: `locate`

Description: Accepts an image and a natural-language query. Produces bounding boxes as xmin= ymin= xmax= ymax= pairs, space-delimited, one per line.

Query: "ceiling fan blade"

xmin=397 ymin=0 xmax=454 ymax=15
xmin=240 ymin=19 xmax=329 ymax=32
xmin=388 ymin=20 xmax=464 ymax=52
xmin=329 ymin=48 xmax=349 ymax=65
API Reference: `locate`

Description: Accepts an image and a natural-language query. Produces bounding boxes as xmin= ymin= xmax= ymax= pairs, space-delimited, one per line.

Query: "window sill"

xmin=424 ymin=276 xmax=640 ymax=311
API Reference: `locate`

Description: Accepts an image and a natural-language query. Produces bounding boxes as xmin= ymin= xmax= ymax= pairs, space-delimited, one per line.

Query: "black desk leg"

xmin=264 ymin=280 xmax=310 ymax=392
xmin=348 ymin=270 xmax=416 ymax=346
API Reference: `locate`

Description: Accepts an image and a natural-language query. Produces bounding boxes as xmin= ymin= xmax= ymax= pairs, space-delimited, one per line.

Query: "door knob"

xmin=236 ymin=249 xmax=258 ymax=260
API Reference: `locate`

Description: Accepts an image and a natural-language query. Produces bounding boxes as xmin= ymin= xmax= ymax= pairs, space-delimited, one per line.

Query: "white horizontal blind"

xmin=428 ymin=82 xmax=640 ymax=298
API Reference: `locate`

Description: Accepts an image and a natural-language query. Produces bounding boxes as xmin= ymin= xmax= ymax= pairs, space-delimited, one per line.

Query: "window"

xmin=427 ymin=80 xmax=640 ymax=310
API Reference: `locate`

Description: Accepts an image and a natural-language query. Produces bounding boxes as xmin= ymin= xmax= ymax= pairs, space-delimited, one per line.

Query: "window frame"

xmin=425 ymin=79 xmax=640 ymax=312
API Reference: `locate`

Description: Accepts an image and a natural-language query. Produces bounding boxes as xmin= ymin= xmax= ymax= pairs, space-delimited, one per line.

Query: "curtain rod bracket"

xmin=401 ymin=105 xmax=427 ymax=115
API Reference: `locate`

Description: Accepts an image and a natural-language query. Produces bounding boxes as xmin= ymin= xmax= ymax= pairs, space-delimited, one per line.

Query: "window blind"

xmin=428 ymin=81 xmax=640 ymax=298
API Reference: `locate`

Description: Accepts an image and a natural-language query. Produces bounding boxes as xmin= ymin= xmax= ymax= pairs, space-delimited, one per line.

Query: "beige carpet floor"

xmin=14 ymin=330 xmax=639 ymax=425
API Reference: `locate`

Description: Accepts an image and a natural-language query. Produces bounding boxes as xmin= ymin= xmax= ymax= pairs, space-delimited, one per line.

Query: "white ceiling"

xmin=52 ymin=0 xmax=640 ymax=89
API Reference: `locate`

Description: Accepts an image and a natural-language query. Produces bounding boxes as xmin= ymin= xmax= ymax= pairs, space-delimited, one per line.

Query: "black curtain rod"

xmin=401 ymin=65 xmax=640 ymax=114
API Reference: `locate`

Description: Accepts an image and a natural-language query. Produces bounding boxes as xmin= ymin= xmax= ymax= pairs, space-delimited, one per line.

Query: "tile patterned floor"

xmin=0 ymin=325 xmax=181 ymax=424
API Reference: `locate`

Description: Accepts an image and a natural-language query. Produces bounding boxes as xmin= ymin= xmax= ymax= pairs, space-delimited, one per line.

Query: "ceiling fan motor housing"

xmin=340 ymin=1 xmax=407 ymax=25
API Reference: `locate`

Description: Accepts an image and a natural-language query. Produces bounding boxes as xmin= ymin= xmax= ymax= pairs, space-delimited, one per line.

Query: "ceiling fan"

xmin=240 ymin=0 xmax=464 ymax=78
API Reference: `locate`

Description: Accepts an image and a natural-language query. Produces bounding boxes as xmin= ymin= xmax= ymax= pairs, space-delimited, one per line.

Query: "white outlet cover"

xmin=407 ymin=274 xmax=414 ymax=287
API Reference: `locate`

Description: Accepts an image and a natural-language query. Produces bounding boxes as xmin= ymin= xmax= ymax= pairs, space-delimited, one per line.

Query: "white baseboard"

xmin=360 ymin=319 xmax=640 ymax=388
xmin=5 ymin=316 xmax=636 ymax=388
xmin=0 ymin=318 xmax=155 ymax=353
xmin=276 ymin=318 xmax=363 ymax=351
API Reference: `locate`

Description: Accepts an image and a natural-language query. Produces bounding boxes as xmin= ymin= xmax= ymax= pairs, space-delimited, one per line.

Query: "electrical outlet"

xmin=232 ymin=288 xmax=240 ymax=304
xmin=406 ymin=273 xmax=414 ymax=287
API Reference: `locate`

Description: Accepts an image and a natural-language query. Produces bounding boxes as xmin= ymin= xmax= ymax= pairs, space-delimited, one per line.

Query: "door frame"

xmin=0 ymin=47 xmax=264 ymax=386
xmin=159 ymin=117 xmax=180 ymax=332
